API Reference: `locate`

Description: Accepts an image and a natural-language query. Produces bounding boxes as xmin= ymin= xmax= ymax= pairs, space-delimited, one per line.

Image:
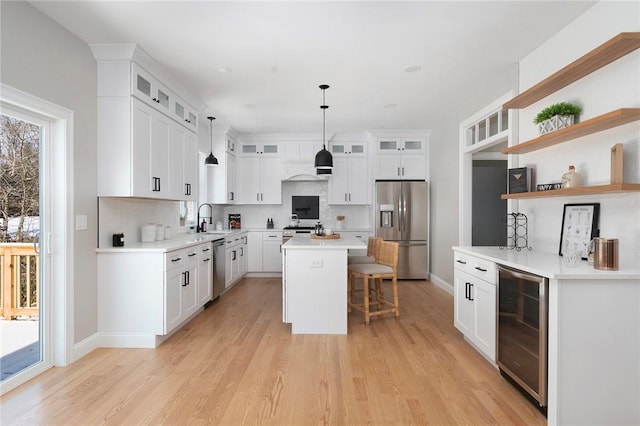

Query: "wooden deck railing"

xmin=0 ymin=243 xmax=39 ymax=320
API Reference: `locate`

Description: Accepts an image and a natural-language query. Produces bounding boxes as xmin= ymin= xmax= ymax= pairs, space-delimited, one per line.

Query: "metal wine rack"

xmin=500 ymin=212 xmax=532 ymax=251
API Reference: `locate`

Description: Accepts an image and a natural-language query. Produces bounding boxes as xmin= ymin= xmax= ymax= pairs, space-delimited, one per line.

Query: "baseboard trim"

xmin=430 ymin=273 xmax=453 ymax=295
xmin=73 ymin=333 xmax=100 ymax=361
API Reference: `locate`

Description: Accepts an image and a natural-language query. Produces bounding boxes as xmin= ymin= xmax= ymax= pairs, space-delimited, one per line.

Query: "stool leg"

xmin=392 ymin=275 xmax=399 ymax=318
xmin=363 ymin=276 xmax=370 ymax=325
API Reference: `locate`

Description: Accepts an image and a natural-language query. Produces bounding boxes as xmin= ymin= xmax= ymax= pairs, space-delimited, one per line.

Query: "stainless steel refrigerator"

xmin=375 ymin=180 xmax=428 ymax=279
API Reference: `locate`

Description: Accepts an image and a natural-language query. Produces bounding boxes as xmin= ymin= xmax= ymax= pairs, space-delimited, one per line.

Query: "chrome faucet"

xmin=196 ymin=203 xmax=213 ymax=233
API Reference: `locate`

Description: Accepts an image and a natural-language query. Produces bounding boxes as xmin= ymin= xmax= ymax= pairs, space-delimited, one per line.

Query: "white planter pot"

xmin=538 ymin=115 xmax=574 ymax=135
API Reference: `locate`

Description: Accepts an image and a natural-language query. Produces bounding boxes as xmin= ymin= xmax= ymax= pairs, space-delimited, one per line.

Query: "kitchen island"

xmin=282 ymin=234 xmax=366 ymax=334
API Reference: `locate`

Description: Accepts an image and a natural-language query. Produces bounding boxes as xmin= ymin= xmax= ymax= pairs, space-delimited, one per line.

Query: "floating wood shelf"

xmin=503 ymin=32 xmax=640 ymax=109
xmin=502 ymin=108 xmax=640 ymax=154
xmin=501 ymin=184 xmax=640 ymax=199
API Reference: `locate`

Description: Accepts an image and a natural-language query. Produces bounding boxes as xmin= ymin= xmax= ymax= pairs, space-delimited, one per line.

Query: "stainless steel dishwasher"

xmin=212 ymin=238 xmax=225 ymax=300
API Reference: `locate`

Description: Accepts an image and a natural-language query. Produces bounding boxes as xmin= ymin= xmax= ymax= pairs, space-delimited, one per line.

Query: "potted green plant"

xmin=179 ymin=214 xmax=186 ymax=227
xmin=533 ymin=102 xmax=582 ymax=135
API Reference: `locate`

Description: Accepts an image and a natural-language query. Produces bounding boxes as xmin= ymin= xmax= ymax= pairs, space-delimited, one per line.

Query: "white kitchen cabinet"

xmin=131 ymin=98 xmax=172 ymax=198
xmin=247 ymin=232 xmax=263 ymax=272
xmin=132 ymin=63 xmax=172 ymax=115
xmin=209 ymin=144 xmax=236 ymax=204
xmin=197 ymin=242 xmax=213 ymax=306
xmin=172 ymin=98 xmax=198 ymax=132
xmin=97 ymin=243 xmax=213 ymax=348
xmin=329 ymin=142 xmax=367 ymax=156
xmin=93 ymin=46 xmax=201 ymax=201
xmin=170 ymin=125 xmax=198 ymax=201
xmin=453 ymin=252 xmax=496 ymax=362
xmin=225 ymin=232 xmax=247 ymax=289
xmin=262 ymin=232 xmax=283 ymax=272
xmin=247 ymin=231 xmax=282 ymax=273
xmin=238 ymin=142 xmax=280 ymax=156
xmin=328 ymin=156 xmax=369 ymax=205
xmin=374 ymin=137 xmax=427 ymax=180
xmin=236 ymin=156 xmax=282 ymax=204
xmin=181 ymin=246 xmax=199 ymax=319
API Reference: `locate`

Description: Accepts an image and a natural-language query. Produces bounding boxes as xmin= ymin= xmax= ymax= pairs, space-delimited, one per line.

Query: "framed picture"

xmin=559 ymin=203 xmax=599 ymax=259
xmin=508 ymin=167 xmax=531 ymax=193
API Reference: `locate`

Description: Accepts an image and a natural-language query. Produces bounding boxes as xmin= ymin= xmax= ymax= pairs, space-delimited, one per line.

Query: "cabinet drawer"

xmin=166 ymin=249 xmax=186 ymax=271
xmin=263 ymin=232 xmax=282 ymax=241
xmin=454 ymin=252 xmax=496 ymax=284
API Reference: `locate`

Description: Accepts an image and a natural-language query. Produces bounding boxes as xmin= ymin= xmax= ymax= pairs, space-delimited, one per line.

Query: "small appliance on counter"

xmin=594 ymin=238 xmax=619 ymax=270
xmin=112 ymin=233 xmax=124 ymax=247
xmin=289 ymin=214 xmax=299 ymax=227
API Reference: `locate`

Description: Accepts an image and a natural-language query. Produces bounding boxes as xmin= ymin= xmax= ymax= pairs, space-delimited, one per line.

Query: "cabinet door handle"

xmin=474 ymin=266 xmax=487 ymax=272
xmin=182 ymin=271 xmax=188 ymax=287
xmin=468 ymin=283 xmax=474 ymax=301
xmin=172 ymin=257 xmax=182 ymax=262
xmin=465 ymin=282 xmax=469 ymax=300
xmin=397 ymin=167 xmax=401 ymax=176
xmin=152 ymin=177 xmax=161 ymax=192
xmin=261 ymin=193 xmax=264 ymax=201
xmin=202 ymin=248 xmax=210 ymax=252
xmin=456 ymin=259 xmax=467 ymax=265
xmin=230 ymin=191 xmax=235 ymax=201
xmin=232 ymin=250 xmax=236 ymax=261
xmin=240 ymin=247 xmax=244 ymax=256
xmin=188 ymin=253 xmax=197 ymax=257
xmin=203 ymin=258 xmax=210 ymax=262
xmin=185 ymin=183 xmax=191 ymax=196
xmin=345 ymin=193 xmax=348 ymax=202
xmin=402 ymin=167 xmax=405 ymax=176
xmin=257 ymin=193 xmax=260 ymax=202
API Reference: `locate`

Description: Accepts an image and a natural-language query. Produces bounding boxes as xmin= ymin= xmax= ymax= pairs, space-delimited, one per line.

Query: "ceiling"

xmin=30 ymin=1 xmax=596 ymax=134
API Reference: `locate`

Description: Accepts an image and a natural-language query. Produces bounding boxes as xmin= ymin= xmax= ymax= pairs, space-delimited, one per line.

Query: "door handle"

xmin=33 ymin=233 xmax=40 ymax=255
xmin=468 ymin=283 xmax=474 ymax=301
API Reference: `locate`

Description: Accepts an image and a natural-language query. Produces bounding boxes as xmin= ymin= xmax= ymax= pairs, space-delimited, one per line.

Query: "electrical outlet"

xmin=75 ymin=214 xmax=87 ymax=230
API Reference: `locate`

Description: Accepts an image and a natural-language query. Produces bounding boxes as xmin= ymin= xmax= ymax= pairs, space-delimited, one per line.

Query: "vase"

xmin=538 ymin=114 xmax=574 ymax=135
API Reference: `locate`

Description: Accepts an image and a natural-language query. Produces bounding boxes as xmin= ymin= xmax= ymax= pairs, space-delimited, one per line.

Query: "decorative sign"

xmin=508 ymin=167 xmax=531 ymax=193
xmin=559 ymin=203 xmax=600 ymax=259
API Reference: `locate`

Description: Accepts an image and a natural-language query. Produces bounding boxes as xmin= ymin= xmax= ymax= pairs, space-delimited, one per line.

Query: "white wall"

xmin=516 ymin=1 xmax=640 ymax=267
xmin=0 ymin=2 xmax=98 ymax=343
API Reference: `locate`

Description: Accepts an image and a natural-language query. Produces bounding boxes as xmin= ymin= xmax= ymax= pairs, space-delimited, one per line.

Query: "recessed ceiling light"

xmin=217 ymin=67 xmax=232 ymax=73
xmin=403 ymin=65 xmax=422 ymax=73
xmin=384 ymin=103 xmax=397 ymax=109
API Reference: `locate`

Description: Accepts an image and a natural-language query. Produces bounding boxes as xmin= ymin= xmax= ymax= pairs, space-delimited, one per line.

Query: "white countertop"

xmin=453 ymin=246 xmax=640 ymax=280
xmin=96 ymin=232 xmax=236 ymax=253
xmin=283 ymin=234 xmax=366 ymax=250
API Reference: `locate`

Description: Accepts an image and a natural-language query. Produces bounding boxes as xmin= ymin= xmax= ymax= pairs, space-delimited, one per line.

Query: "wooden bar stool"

xmin=347 ymin=241 xmax=399 ymax=324
xmin=347 ymin=236 xmax=382 ymax=264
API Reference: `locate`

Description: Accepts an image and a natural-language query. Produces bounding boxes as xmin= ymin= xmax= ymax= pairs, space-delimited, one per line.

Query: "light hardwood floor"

xmin=1 ymin=278 xmax=546 ymax=425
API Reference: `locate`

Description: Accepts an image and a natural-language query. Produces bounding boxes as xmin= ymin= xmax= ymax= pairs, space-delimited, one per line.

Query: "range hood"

xmin=282 ymin=164 xmax=329 ymax=181
xmin=282 ymin=173 xmax=329 ymax=182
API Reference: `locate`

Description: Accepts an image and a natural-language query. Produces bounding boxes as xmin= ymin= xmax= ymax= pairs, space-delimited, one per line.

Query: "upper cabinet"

xmin=235 ymin=140 xmax=282 ymax=204
xmin=328 ymin=141 xmax=369 ymax=205
xmin=374 ymin=137 xmax=428 ymax=180
xmin=208 ymin=132 xmax=237 ymax=204
xmin=92 ymin=44 xmax=202 ymax=200
xmin=501 ymin=32 xmax=640 ymax=199
xmin=237 ymin=142 xmax=280 ymax=157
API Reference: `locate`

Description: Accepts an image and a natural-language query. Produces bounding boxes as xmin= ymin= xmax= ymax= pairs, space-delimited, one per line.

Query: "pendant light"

xmin=205 ymin=116 xmax=219 ymax=166
xmin=314 ymin=84 xmax=333 ymax=175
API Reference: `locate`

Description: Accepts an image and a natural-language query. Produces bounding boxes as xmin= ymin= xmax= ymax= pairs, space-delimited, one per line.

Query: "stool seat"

xmin=348 ymin=263 xmax=393 ymax=275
